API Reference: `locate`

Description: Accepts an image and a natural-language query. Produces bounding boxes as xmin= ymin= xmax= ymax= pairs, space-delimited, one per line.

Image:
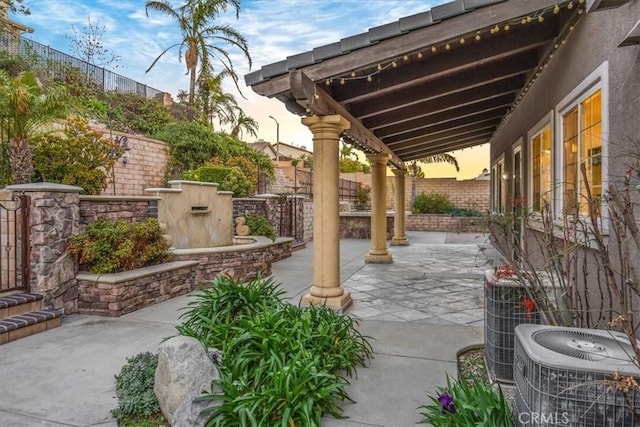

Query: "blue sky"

xmin=11 ymin=0 xmax=489 ymax=178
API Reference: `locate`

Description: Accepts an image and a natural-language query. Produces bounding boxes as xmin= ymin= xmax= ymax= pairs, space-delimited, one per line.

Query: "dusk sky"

xmin=12 ymin=0 xmax=489 ymax=179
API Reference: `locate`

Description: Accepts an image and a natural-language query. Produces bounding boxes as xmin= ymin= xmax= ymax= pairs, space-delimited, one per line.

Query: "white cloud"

xmin=11 ymin=0 xmax=490 ymax=177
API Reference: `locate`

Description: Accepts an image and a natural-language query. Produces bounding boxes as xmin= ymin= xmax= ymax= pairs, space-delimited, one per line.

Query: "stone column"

xmin=6 ymin=183 xmax=82 ymax=313
xmin=300 ymin=115 xmax=352 ymax=311
xmin=391 ymin=168 xmax=410 ymax=246
xmin=365 ymin=153 xmax=393 ymax=263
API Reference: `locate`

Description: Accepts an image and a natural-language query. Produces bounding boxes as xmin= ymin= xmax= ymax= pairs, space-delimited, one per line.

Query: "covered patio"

xmin=245 ymin=0 xmax=582 ymax=311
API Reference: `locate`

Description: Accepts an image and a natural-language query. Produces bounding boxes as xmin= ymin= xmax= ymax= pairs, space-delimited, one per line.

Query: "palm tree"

xmin=230 ymin=111 xmax=258 ymax=140
xmin=0 ymin=71 xmax=73 ymax=184
xmin=197 ymin=68 xmax=238 ymax=128
xmin=145 ymin=0 xmax=251 ymax=106
xmin=410 ymin=153 xmax=460 ymax=206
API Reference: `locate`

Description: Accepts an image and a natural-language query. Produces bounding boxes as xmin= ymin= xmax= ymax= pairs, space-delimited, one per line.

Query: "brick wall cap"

xmin=76 ymin=260 xmax=199 ymax=284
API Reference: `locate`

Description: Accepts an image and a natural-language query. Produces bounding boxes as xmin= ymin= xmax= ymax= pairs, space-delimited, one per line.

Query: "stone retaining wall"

xmin=76 ymin=261 xmax=198 ymax=317
xmin=406 ymin=214 xmax=487 ymax=233
xmin=171 ymin=237 xmax=293 ymax=285
xmin=340 ymin=213 xmax=394 ymax=240
xmin=79 ymin=195 xmax=158 ymax=228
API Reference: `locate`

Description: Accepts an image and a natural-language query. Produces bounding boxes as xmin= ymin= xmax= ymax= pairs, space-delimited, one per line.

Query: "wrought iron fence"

xmin=0 ymin=194 xmax=30 ymax=293
xmin=0 ymin=33 xmax=164 ymax=99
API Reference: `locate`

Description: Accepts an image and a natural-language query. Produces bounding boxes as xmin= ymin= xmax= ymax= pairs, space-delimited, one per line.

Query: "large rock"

xmin=172 ymin=392 xmax=216 ymax=427
xmin=154 ymin=336 xmax=220 ymax=425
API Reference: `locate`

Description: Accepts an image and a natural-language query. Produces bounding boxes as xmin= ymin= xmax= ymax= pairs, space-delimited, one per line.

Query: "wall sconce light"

xmin=114 ymin=135 xmax=131 ymax=166
xmin=502 ymin=173 xmax=509 ymax=180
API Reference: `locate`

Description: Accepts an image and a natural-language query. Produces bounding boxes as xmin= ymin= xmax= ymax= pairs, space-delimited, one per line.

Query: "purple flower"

xmin=438 ymin=393 xmax=455 ymax=414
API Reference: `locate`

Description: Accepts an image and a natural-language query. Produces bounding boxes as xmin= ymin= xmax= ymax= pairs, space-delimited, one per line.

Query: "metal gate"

xmin=276 ymin=195 xmax=304 ymax=245
xmin=0 ymin=194 xmax=30 ymax=293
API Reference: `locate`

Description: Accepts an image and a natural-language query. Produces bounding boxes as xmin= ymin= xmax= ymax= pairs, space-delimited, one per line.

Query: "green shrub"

xmin=446 ymin=207 xmax=482 ymax=217
xmin=244 ymin=214 xmax=275 ymax=240
xmin=32 ymin=118 xmax=120 ymax=194
xmin=412 ymin=192 xmax=452 ymax=214
xmin=111 ymin=352 xmax=161 ymax=423
xmin=68 ymin=217 xmax=170 ymax=274
xmin=104 ymin=92 xmax=172 ymax=135
xmin=182 ymin=165 xmax=230 ymax=184
xmin=220 ymin=166 xmax=253 ymax=197
xmin=355 ymin=185 xmax=370 ymax=211
xmin=176 ymin=275 xmax=373 ymax=426
xmin=419 ymin=374 xmax=513 ymax=426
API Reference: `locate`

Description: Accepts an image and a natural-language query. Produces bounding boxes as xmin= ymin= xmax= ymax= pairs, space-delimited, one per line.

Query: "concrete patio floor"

xmin=0 ymin=231 xmax=495 ymax=427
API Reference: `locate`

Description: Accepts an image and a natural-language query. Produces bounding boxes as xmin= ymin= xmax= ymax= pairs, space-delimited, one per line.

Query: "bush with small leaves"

xmin=68 ymin=217 xmax=170 ymax=274
xmin=32 ymin=118 xmax=120 ymax=194
xmin=111 ymin=352 xmax=162 ymax=423
xmin=244 ymin=214 xmax=275 ymax=240
xmin=412 ymin=192 xmax=452 ymax=214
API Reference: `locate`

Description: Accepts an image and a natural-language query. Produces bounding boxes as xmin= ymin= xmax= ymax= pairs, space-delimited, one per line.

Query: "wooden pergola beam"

xmin=289 ymin=70 xmax=404 ymax=168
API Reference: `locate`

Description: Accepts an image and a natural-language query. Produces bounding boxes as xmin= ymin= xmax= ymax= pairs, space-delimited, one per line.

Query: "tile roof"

xmin=244 ymin=0 xmax=506 ymax=86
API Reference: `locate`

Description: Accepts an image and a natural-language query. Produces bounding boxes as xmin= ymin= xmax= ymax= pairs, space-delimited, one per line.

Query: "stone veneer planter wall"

xmin=171 ymin=236 xmax=293 ymax=285
xmin=77 ymin=261 xmax=198 ymax=317
xmin=339 ymin=212 xmax=394 ymax=240
xmin=406 ymin=214 xmax=486 ymax=233
xmin=78 ymin=195 xmax=159 ymax=228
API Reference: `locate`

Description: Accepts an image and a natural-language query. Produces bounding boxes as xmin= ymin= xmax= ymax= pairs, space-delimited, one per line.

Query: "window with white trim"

xmin=491 ymin=156 xmax=506 ymax=214
xmin=530 ymin=125 xmax=552 ymax=212
xmin=561 ymin=89 xmax=602 ymax=216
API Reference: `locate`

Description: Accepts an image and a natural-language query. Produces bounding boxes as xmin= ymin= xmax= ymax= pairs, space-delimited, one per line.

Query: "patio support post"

xmin=365 ymin=153 xmax=393 ymax=263
xmin=391 ymin=168 xmax=409 ymax=246
xmin=300 ymin=115 xmax=352 ymax=311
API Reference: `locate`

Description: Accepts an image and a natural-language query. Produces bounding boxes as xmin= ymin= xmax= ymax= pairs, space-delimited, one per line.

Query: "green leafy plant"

xmin=244 ymin=214 xmax=275 ymax=241
xmin=182 ymin=165 xmax=230 ymax=184
xmin=420 ymin=374 xmax=513 ymax=426
xmin=175 ymin=275 xmax=373 ymax=426
xmin=412 ymin=192 xmax=452 ymax=214
xmin=355 ymin=185 xmax=370 ymax=211
xmin=111 ymin=352 xmax=163 ymax=423
xmin=68 ymin=217 xmax=170 ymax=274
xmin=32 ymin=118 xmax=120 ymax=194
xmin=446 ymin=207 xmax=482 ymax=217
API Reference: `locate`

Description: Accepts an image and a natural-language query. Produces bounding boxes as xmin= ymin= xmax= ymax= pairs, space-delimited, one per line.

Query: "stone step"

xmin=0 ymin=309 xmax=62 ymax=344
xmin=0 ymin=293 xmax=44 ymax=319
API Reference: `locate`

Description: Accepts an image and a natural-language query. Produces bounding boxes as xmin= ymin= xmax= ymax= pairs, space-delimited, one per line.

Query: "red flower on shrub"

xmin=487 ymin=262 xmax=517 ymax=287
xmin=520 ymin=296 xmax=536 ymax=319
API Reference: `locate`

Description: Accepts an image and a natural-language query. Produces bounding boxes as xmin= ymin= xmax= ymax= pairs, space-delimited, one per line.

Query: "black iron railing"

xmin=0 ymin=33 xmax=164 ymax=99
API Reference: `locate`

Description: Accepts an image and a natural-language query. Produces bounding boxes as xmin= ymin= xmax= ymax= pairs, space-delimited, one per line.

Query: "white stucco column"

xmin=365 ymin=153 xmax=393 ymax=264
xmin=300 ymin=115 xmax=352 ymax=311
xmin=391 ymin=168 xmax=409 ymax=246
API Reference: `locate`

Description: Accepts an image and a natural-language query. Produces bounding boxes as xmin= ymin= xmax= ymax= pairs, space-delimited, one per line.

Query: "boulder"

xmin=154 ymin=336 xmax=219 ymax=425
xmin=172 ymin=392 xmax=215 ymax=427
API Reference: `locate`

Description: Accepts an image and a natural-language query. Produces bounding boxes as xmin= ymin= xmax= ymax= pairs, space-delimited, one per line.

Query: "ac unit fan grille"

xmin=534 ymin=329 xmax=636 ymax=364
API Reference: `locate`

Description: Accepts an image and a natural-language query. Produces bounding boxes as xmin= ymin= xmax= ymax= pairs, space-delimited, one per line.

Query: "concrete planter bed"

xmin=76 ymin=237 xmax=293 ymax=317
xmin=77 ymin=261 xmax=199 ymax=317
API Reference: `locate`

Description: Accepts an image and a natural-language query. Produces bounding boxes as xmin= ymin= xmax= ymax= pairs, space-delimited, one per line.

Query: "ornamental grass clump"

xmin=420 ymin=374 xmax=513 ymax=426
xmin=175 ymin=275 xmax=373 ymax=426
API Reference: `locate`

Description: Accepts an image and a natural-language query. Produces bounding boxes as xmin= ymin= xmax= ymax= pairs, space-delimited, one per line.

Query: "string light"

xmin=321 ymin=1 xmax=578 ymax=91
